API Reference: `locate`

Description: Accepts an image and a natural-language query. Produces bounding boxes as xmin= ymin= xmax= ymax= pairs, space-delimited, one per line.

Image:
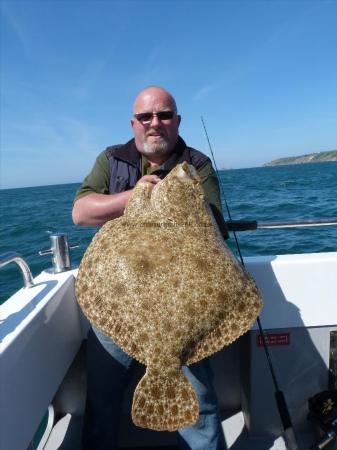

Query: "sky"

xmin=1 ymin=0 xmax=337 ymax=189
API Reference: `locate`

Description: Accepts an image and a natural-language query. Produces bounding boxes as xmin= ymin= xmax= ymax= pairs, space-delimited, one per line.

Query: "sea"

xmin=1 ymin=161 xmax=336 ymax=304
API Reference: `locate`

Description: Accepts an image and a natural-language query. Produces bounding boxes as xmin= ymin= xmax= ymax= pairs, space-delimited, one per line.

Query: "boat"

xmin=1 ymin=224 xmax=337 ymax=450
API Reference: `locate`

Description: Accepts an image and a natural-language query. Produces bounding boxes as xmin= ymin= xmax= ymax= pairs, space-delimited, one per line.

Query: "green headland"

xmin=264 ymin=150 xmax=337 ymax=166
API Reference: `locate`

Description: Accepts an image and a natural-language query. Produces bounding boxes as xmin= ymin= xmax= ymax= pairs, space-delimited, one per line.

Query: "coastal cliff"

xmin=264 ymin=150 xmax=337 ymax=167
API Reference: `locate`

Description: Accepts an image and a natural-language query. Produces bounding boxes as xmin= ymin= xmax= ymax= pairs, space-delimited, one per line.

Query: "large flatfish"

xmin=76 ymin=162 xmax=262 ymax=431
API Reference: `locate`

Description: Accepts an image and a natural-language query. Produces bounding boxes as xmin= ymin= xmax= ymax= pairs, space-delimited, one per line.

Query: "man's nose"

xmin=149 ymin=114 xmax=161 ymax=126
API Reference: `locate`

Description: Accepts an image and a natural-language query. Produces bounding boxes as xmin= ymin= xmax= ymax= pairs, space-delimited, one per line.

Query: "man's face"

xmin=131 ymin=89 xmax=181 ymax=159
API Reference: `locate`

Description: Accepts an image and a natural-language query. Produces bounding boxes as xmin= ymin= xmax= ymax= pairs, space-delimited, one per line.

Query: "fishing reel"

xmin=308 ymin=390 xmax=337 ymax=450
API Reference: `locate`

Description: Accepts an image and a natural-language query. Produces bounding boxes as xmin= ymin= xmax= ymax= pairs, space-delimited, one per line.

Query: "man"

xmin=73 ymin=86 xmax=227 ymax=450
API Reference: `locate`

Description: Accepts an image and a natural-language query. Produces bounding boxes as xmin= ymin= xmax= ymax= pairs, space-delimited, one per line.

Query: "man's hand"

xmin=135 ymin=174 xmax=161 ymax=186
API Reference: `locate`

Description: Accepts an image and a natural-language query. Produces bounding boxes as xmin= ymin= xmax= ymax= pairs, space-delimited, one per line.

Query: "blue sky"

xmin=1 ymin=0 xmax=337 ymax=188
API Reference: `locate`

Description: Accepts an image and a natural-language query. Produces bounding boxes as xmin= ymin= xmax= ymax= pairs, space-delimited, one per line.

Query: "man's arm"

xmin=72 ymin=191 xmax=133 ymax=226
xmin=72 ymin=174 xmax=161 ymax=226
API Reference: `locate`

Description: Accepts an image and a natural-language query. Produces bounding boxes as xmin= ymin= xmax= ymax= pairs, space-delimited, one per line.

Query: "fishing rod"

xmin=226 ymin=217 xmax=337 ymax=231
xmin=201 ymin=116 xmax=299 ymax=450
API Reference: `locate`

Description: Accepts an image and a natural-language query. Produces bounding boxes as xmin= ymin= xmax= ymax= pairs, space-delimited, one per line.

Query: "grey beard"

xmin=142 ymin=139 xmax=171 ymax=156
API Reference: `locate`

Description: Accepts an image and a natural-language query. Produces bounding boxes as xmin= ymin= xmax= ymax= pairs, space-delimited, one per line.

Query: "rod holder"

xmin=39 ymin=233 xmax=78 ymax=273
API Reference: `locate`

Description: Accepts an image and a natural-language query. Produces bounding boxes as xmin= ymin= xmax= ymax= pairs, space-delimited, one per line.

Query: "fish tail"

xmin=132 ymin=367 xmax=199 ymax=431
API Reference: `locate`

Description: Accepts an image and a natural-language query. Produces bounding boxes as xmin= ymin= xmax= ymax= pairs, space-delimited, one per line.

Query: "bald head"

xmin=131 ymin=86 xmax=181 ymax=165
xmin=133 ymin=86 xmax=178 ymax=114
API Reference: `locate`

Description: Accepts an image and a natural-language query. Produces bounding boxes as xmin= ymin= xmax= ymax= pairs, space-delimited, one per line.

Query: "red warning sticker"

xmin=257 ymin=333 xmax=290 ymax=347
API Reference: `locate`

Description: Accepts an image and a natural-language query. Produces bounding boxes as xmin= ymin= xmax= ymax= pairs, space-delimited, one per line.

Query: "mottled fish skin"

xmin=76 ymin=162 xmax=263 ymax=431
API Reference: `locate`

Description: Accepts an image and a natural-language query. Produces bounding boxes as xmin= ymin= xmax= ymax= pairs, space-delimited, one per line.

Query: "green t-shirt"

xmin=74 ymin=149 xmax=228 ymax=238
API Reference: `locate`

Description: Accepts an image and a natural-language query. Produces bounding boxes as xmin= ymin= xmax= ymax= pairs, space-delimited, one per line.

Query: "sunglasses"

xmin=133 ymin=110 xmax=176 ymax=124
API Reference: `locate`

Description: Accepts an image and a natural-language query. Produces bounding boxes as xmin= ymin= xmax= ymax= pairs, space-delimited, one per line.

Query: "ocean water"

xmin=1 ymin=161 xmax=336 ymax=303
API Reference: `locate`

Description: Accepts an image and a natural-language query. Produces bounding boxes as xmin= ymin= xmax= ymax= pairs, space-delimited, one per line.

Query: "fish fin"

xmin=132 ymin=367 xmax=199 ymax=431
xmin=187 ymin=287 xmax=262 ymax=365
xmin=186 ymin=322 xmax=238 ymax=364
xmin=187 ymin=274 xmax=263 ymax=364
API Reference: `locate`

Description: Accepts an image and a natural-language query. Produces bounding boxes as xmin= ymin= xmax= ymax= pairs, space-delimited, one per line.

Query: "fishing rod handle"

xmin=226 ymin=220 xmax=258 ymax=231
xmin=275 ymin=390 xmax=299 ymax=450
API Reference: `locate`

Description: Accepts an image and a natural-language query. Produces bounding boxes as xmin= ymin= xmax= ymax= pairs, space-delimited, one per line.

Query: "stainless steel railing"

xmin=0 ymin=252 xmax=35 ymax=288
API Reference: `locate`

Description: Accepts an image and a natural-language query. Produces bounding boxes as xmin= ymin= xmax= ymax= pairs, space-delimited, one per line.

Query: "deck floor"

xmin=44 ymin=411 xmax=290 ymax=450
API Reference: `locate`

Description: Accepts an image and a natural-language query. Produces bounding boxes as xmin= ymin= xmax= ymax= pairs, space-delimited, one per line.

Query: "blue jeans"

xmin=82 ymin=326 xmax=225 ymax=450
